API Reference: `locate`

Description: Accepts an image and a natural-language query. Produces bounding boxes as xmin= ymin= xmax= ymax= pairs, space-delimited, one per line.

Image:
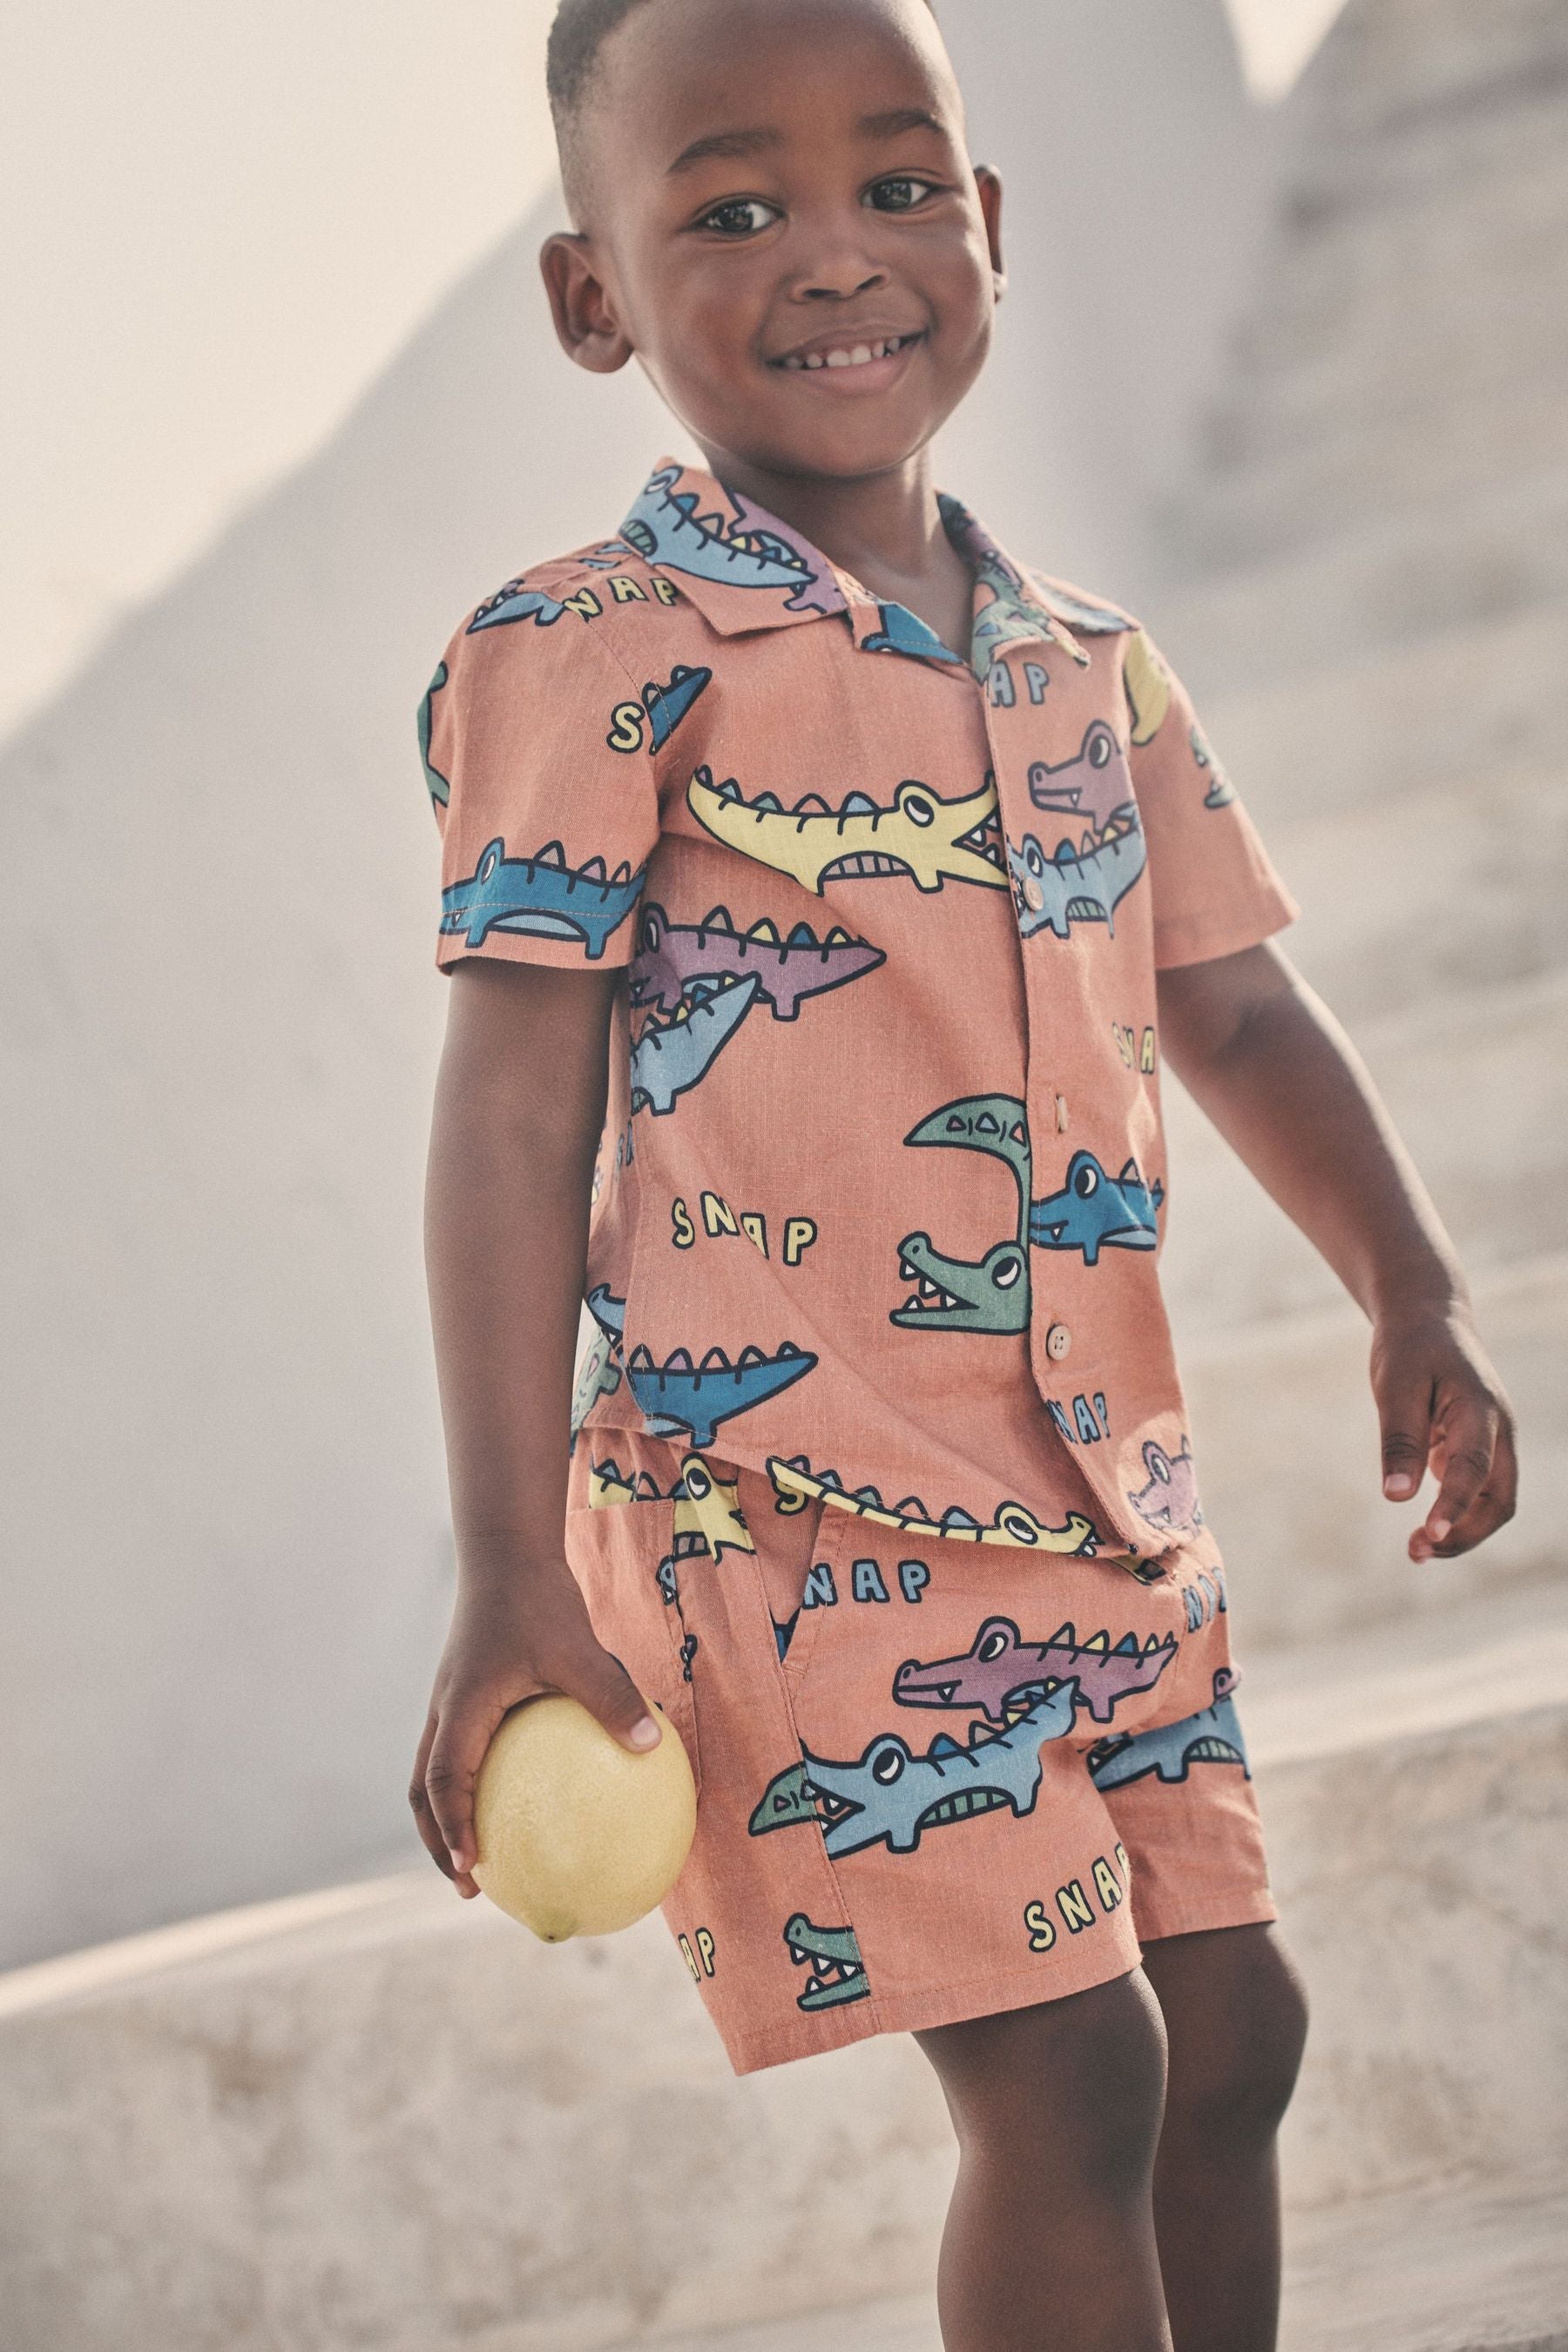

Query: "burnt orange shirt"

xmin=422 ymin=456 xmax=1298 ymax=1567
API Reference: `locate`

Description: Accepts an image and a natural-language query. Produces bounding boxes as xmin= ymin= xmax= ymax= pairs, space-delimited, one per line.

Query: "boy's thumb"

xmin=570 ymin=1648 xmax=663 ymax=1754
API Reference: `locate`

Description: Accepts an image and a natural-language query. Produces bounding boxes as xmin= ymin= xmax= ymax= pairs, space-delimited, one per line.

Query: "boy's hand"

xmin=1370 ymin=1301 xmax=1518 ymax=1561
xmin=409 ymin=1564 xmax=661 ymax=1899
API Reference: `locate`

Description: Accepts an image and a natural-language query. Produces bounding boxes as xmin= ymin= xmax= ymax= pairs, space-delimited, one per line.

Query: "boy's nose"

xmin=794 ymin=261 xmax=889 ymax=302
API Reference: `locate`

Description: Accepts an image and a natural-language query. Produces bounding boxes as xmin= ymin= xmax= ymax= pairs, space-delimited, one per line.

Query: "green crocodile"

xmin=783 ymin=1913 xmax=871 ymax=2010
xmin=892 ymin=1092 xmax=1033 ymax=1334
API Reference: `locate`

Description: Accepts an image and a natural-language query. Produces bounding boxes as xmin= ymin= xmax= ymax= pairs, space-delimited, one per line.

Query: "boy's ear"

xmin=539 ymin=233 xmax=634 ymax=374
xmin=973 ymin=164 xmax=1005 ymax=303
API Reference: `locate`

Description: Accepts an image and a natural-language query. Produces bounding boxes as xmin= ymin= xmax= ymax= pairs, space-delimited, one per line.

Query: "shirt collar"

xmin=617 ymin=455 xmax=1092 ymax=678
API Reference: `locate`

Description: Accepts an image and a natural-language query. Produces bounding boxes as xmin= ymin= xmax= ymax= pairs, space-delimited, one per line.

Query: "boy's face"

xmin=543 ymin=0 xmax=1003 ymax=484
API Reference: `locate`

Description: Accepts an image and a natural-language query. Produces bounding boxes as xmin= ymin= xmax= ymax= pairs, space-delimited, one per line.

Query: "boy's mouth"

xmin=769 ymin=328 xmax=925 ymax=385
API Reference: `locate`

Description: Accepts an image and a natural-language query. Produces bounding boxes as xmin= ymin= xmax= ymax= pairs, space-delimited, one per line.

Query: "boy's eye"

xmin=698 ymin=197 xmax=781 ymax=238
xmin=867 ymin=175 xmax=937 ymax=213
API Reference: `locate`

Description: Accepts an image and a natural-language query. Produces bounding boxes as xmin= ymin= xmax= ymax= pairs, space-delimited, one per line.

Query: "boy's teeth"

xmin=787 ymin=335 xmax=907 ymax=371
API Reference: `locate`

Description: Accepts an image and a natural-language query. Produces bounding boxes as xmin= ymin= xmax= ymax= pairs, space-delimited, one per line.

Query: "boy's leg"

xmin=1139 ymin=1923 xmax=1310 ymax=2352
xmin=914 ymin=1968 xmax=1174 ymax=2352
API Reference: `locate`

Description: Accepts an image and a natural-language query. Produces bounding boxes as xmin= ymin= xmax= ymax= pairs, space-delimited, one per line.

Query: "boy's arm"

xmin=1157 ymin=939 xmax=1517 ymax=1563
xmin=410 ymin=958 xmax=660 ymax=1898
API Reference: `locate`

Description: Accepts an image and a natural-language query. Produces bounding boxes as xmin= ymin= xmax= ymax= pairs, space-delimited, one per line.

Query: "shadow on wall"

xmin=0 ymin=0 xmax=1280 ymax=1973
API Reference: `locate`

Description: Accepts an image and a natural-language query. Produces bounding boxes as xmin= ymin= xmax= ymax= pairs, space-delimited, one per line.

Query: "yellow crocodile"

xmin=687 ymin=765 xmax=1007 ymax=896
xmin=766 ymin=1453 xmax=1098 ymax=1553
xmin=588 ymin=1449 xmax=754 ymax=1560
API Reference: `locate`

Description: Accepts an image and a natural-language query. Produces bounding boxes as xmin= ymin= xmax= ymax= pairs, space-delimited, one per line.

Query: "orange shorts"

xmin=564 ymin=1432 xmax=1277 ymax=2074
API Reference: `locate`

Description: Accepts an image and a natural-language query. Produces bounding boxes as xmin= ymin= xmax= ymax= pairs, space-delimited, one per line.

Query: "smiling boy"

xmin=408 ymin=4 xmax=1517 ymax=2347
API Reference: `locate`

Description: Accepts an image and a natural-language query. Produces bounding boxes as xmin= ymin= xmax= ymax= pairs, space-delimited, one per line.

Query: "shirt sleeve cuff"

xmin=1151 ymin=879 xmax=1301 ymax=971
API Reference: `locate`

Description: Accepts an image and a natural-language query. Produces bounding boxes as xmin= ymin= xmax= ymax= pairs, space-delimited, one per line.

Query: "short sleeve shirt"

xmin=422 ymin=456 xmax=1298 ymax=1570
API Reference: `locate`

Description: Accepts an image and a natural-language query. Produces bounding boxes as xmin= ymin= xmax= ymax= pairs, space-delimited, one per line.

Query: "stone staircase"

xmin=3 ymin=1600 xmax=1565 ymax=2350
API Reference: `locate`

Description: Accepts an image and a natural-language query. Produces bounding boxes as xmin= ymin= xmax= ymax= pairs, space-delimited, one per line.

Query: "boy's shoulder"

xmin=449 ymin=533 xmax=680 ymax=647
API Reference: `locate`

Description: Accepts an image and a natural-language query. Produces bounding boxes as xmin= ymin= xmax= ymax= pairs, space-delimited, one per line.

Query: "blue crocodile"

xmin=1006 ymin=821 xmax=1148 ymax=940
xmin=625 ymin=1338 xmax=817 ymax=1449
xmin=620 ymin=465 xmax=840 ymax=612
xmin=585 ymin=1285 xmax=626 ymax=1342
xmin=466 ymin=578 xmax=569 ymax=632
xmin=748 ymin=1683 xmax=1079 ymax=1858
xmin=1029 ymin=1151 xmax=1164 ymax=1264
xmin=418 ymin=662 xmax=450 ymax=808
xmin=631 ymin=973 xmax=761 ymax=1113
xmin=441 ymin=837 xmax=645 ymax=957
xmin=861 ymin=602 xmax=965 ymax=664
xmin=1085 ymin=1669 xmax=1249 ymax=1789
xmin=643 ymin=664 xmax=713 ymax=750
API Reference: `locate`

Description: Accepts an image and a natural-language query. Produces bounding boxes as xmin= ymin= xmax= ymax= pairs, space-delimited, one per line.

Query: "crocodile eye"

xmin=1024 ymin=840 xmax=1045 ymax=876
xmin=978 ymin=1628 xmax=1010 ymax=1661
xmin=683 ymin=1461 xmax=712 ymax=1501
xmin=1089 ymin=728 xmax=1112 ymax=767
xmin=902 ymin=788 xmax=935 ymax=827
xmin=1073 ymin=1160 xmax=1099 ymax=1197
xmin=998 ymin=1504 xmax=1038 ymax=1544
xmin=1146 ymin=1447 xmax=1171 ymax=1484
xmin=870 ymin=1742 xmax=905 ymax=1784
xmin=477 ymin=843 xmax=501 ymax=882
xmin=992 ymin=1254 xmax=1022 ymax=1288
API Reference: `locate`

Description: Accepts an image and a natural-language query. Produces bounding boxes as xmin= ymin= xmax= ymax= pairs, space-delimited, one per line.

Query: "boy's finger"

xmin=1415 ymin=1398 xmax=1499 ymax=1553
xmin=1416 ymin=1417 xmax=1519 ymax=1558
xmin=1374 ymin=1368 xmax=1434 ymax=1500
xmin=425 ymin=1700 xmax=506 ymax=1879
xmin=408 ymin=1708 xmax=456 ymax=1880
xmin=562 ymin=1646 xmax=663 ymax=1754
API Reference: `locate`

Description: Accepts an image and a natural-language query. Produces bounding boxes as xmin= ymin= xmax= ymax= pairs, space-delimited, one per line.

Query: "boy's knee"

xmin=923 ymin=1970 xmax=1168 ymax=2199
xmin=1166 ymin=1939 xmax=1309 ymax=2149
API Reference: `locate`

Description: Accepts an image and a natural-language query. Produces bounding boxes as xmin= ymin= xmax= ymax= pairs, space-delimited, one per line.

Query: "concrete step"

xmin=1160 ymin=973 xmax=1568 ymax=1330
xmin=2 ymin=1603 xmax=1565 ymax=2351
xmin=1173 ymin=1252 xmax=1565 ymax=1650
xmin=659 ymin=2171 xmax=1568 ymax=2351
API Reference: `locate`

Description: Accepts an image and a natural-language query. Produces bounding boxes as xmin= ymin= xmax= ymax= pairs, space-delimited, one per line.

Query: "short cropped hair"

xmin=547 ymin=0 xmax=939 ymax=224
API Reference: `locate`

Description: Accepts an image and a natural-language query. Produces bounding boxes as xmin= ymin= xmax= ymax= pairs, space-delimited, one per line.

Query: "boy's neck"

xmin=693 ymin=439 xmax=977 ymax=654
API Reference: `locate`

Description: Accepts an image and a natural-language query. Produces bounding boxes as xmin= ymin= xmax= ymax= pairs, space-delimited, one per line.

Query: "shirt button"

xmin=1023 ymin=875 xmax=1044 ymax=911
xmin=1045 ymin=1321 xmax=1072 ymax=1362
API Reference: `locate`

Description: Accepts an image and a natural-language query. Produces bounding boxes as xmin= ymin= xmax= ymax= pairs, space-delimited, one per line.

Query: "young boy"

xmin=409 ymin=3 xmax=1517 ymax=2344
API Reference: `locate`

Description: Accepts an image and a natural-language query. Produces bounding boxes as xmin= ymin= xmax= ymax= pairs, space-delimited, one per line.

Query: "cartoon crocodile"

xmin=861 ymin=602 xmax=965 ymax=664
xmin=895 ymin=1615 xmax=1178 ymax=1727
xmin=441 ymin=838 xmax=645 ymax=957
xmin=784 ymin=1914 xmax=871 ymax=2009
xmin=630 ymin=973 xmax=761 ymax=1113
xmin=418 ymin=663 xmax=450 ymax=808
xmin=1029 ymin=1150 xmax=1164 ymax=1264
xmin=1121 ymin=627 xmax=1173 ymax=744
xmin=1028 ymin=577 xmax=1137 ymax=638
xmin=570 ymin=1325 xmax=623 ymax=1435
xmin=1085 ymin=1668 xmax=1249 ymax=1789
xmin=585 ymin=1284 xmax=626 ymax=1342
xmin=1126 ymin=1438 xmax=1203 ymax=1534
xmin=750 ymin=1683 xmax=1080 ymax=1858
xmin=676 ymin=1450 xmax=755 ymax=1558
xmin=766 ymin=1453 xmax=1098 ymax=1553
xmin=1007 ymin=820 xmax=1148 ymax=941
xmin=1190 ymin=720 xmax=1236 ymax=808
xmin=632 ymin=904 xmax=885 ymax=1022
xmin=641 ymin=664 xmax=713 ymax=751
xmin=620 ymin=464 xmax=841 ymax=612
xmin=466 ymin=578 xmax=568 ymax=632
xmin=892 ymin=1092 xmax=1033 ymax=1335
xmin=687 ymin=766 xmax=1008 ymax=896
xmin=1026 ymin=720 xmax=1135 ymax=839
xmin=626 ymin=1340 xmax=817 ymax=1448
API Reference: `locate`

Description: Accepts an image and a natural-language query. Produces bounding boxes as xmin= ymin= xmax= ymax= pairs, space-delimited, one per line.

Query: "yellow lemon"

xmin=471 ymin=1695 xmax=696 ymax=1941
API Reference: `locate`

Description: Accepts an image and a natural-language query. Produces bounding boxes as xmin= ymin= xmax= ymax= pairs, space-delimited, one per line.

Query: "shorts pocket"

xmin=563 ymin=1496 xmax=702 ymax=1795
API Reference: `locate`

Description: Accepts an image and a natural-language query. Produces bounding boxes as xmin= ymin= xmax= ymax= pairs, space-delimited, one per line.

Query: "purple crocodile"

xmin=894 ymin=1614 xmax=1178 ymax=1728
xmin=631 ymin=902 xmax=885 ymax=1022
xmin=1026 ymin=720 xmax=1136 ymax=841
xmin=1127 ymin=1438 xmax=1203 ymax=1534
